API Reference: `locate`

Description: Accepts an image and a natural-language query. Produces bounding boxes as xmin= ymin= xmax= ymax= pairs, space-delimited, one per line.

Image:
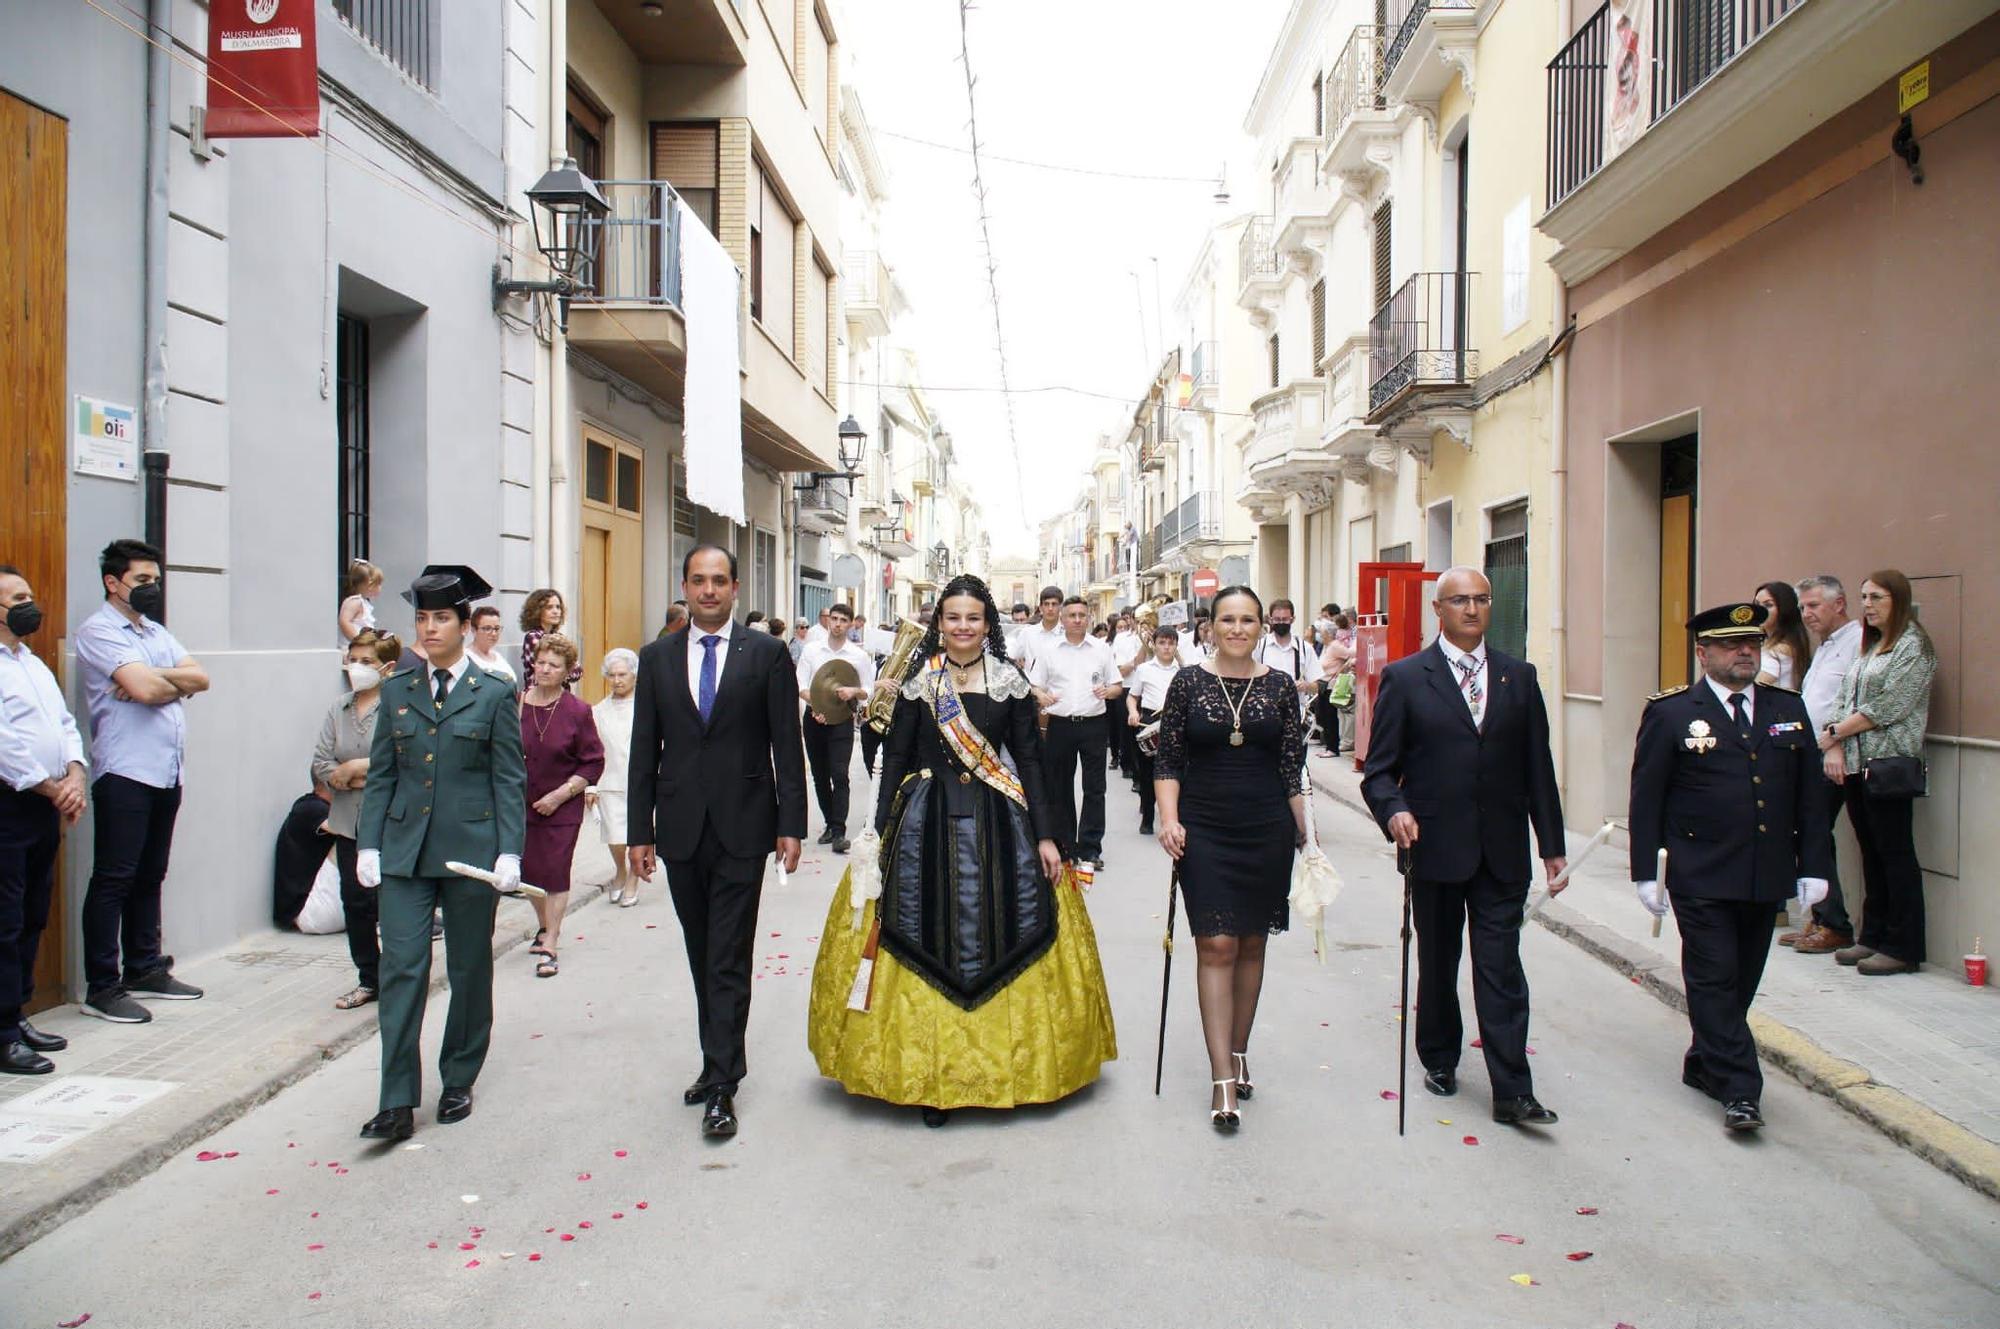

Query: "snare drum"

xmin=1135 ymin=719 xmax=1162 ymax=757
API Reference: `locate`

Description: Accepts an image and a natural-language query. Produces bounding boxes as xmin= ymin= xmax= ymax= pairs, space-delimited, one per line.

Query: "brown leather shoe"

xmin=1777 ymin=927 xmax=1810 ymax=948
xmin=1795 ymin=928 xmax=1852 ymax=955
xmin=1833 ymin=944 xmax=1877 ymax=966
xmin=1857 ymin=953 xmax=1918 ymax=976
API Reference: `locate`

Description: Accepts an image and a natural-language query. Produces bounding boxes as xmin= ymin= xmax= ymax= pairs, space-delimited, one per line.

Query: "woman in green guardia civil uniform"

xmin=807 ymin=575 xmax=1117 ymax=1126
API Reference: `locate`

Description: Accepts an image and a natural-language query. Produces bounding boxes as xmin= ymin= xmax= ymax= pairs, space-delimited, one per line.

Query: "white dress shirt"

xmin=1013 ymin=622 xmax=1063 ymax=670
xmin=428 ymin=650 xmax=473 ymax=704
xmin=0 ymin=641 xmax=87 ymax=792
xmin=1127 ymin=657 xmax=1180 ymax=713
xmin=1110 ymin=630 xmax=1144 ymax=673
xmin=1435 ymin=636 xmax=1488 ymax=728
xmin=1705 ymin=674 xmax=1755 ymax=727
xmin=467 ymin=646 xmax=516 ymax=683
xmin=1253 ymin=631 xmax=1323 ymax=685
xmin=796 ymin=638 xmax=878 ymax=702
xmin=1030 ymin=634 xmax=1120 ymax=718
xmin=1799 ymin=618 xmax=1861 ymax=730
xmin=1177 ymin=635 xmax=1210 ymax=666
xmin=687 ymin=618 xmax=735 ymax=709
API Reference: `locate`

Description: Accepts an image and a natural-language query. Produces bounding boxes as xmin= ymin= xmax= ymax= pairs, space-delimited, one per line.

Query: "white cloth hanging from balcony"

xmin=677 ymin=193 xmax=745 ymax=524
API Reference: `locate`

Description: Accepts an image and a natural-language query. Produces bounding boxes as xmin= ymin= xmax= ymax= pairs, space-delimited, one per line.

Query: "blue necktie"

xmin=698 ymin=635 xmax=720 ymax=724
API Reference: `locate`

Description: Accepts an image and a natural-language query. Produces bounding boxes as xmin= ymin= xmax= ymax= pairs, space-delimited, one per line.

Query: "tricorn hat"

xmin=1686 ymin=601 xmax=1769 ymax=640
xmin=402 ymin=564 xmax=493 ymax=611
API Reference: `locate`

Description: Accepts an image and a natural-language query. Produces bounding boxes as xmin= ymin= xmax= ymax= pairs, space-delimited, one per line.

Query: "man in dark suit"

xmin=1628 ymin=602 xmax=1830 ymax=1132
xmin=1362 ymin=567 xmax=1567 ymax=1126
xmin=628 ymin=545 xmax=805 ymax=1139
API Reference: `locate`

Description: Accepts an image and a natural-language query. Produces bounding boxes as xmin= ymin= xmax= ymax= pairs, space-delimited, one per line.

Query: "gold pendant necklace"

xmin=1217 ymin=673 xmax=1251 ymax=746
xmin=946 ymin=653 xmax=983 ymax=691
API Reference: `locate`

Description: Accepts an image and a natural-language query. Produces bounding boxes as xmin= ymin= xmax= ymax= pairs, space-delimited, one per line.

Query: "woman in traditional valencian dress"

xmin=807 ymin=575 xmax=1117 ymax=1127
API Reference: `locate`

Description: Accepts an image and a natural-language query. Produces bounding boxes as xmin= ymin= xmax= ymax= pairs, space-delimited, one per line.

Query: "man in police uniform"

xmin=1628 ymin=602 xmax=1830 ymax=1132
xmin=355 ymin=566 xmax=526 ymax=1141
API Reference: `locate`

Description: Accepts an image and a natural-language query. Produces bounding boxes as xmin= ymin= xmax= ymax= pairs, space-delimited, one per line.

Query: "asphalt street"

xmin=3 ymin=758 xmax=1995 ymax=1328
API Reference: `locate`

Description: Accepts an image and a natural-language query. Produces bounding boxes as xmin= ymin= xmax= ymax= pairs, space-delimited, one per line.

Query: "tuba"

xmin=866 ymin=617 xmax=927 ymax=734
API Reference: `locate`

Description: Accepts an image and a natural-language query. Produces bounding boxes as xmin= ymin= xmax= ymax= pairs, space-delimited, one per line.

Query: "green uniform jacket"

xmin=356 ymin=660 xmax=527 ymax=877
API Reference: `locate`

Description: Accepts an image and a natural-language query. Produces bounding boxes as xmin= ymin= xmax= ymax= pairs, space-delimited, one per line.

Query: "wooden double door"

xmin=578 ymin=427 xmax=645 ymax=704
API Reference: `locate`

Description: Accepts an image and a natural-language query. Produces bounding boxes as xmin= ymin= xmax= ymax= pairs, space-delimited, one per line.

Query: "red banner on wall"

xmin=205 ymin=0 xmax=319 ymax=138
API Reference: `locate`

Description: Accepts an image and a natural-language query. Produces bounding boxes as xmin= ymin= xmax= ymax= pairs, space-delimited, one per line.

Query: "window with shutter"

xmin=1372 ymin=200 xmax=1393 ymax=311
xmin=1310 ymin=279 xmax=1326 ymax=370
xmin=653 ymin=124 xmax=719 ymax=235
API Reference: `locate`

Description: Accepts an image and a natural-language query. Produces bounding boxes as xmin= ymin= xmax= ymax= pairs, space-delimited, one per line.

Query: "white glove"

xmin=356 ymin=848 xmax=382 ymax=890
xmin=1635 ymin=879 xmax=1667 ymax=918
xmin=494 ymin=854 xmax=522 ymax=895
xmin=1796 ymin=877 xmax=1829 ymax=910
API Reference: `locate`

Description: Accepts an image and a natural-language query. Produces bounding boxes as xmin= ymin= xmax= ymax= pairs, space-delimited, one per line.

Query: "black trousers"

xmin=859 ymin=721 xmax=883 ymax=778
xmin=1310 ymin=683 xmax=1338 ymax=753
xmin=1810 ymin=784 xmax=1854 ymax=935
xmin=1845 ymin=776 xmax=1925 ymax=963
xmin=330 ymin=835 xmax=381 ymax=991
xmin=664 ymin=818 xmax=767 ymax=1094
xmin=1105 ymin=705 xmax=1126 ymax=772
xmin=1132 ymin=707 xmax=1160 ymax=826
xmin=1042 ymin=714 xmax=1108 ymax=860
xmin=1673 ymin=894 xmax=1776 ymax=1103
xmin=802 ymin=716 xmax=854 ymax=837
xmin=83 ymin=774 xmax=182 ymax=998
xmin=1412 ymin=865 xmax=1533 ymax=1099
xmin=0 ymin=789 xmax=61 ymax=1044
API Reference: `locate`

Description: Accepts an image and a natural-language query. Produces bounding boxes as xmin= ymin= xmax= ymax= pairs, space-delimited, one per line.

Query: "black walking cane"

xmin=1396 ymin=844 xmax=1413 ymax=1136
xmin=1153 ymin=866 xmax=1179 ymax=1095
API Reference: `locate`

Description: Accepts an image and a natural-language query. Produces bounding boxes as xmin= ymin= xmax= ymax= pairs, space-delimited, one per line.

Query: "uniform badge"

xmin=397 ymin=706 xmax=410 ymax=716
xmin=1685 ymin=718 xmax=1716 ymax=753
xmin=1767 ymin=720 xmax=1805 ymax=736
xmin=1730 ymin=605 xmax=1755 ymax=625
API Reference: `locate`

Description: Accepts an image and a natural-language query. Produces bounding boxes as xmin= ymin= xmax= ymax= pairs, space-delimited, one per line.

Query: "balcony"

xmin=1187 ymin=341 xmax=1220 ymax=405
xmin=567 ymin=181 xmax=687 ymax=397
xmin=874 ymin=498 xmax=917 ymax=558
xmin=1235 ymin=216 xmax=1284 ymax=327
xmin=1138 ymin=431 xmax=1167 ymax=473
xmin=1149 ymin=491 xmax=1223 ymax=568
xmin=843 ymin=250 xmax=903 ymax=340
xmin=1273 ymin=139 xmax=1333 ymax=273
xmin=1382 ymin=0 xmax=1477 ymax=110
xmin=1243 ymin=379 xmax=1341 ymax=499
xmin=1368 ymin=272 xmax=1477 ymax=442
xmin=1540 ymin=0 xmax=1983 ymax=282
xmin=588 ymin=0 xmax=748 ymax=66
xmin=1321 ymin=25 xmax=1398 ymax=190
xmin=797 ymin=477 xmax=850 ymax=535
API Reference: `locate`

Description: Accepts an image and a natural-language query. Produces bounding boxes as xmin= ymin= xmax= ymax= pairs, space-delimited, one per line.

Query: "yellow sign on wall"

xmin=1898 ymin=61 xmax=1930 ymax=115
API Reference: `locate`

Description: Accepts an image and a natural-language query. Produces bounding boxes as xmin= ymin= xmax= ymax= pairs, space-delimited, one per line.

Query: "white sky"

xmin=839 ymin=0 xmax=1289 ymax=559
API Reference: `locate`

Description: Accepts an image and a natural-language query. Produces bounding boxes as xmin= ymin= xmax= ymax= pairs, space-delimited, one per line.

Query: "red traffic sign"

xmin=1191 ymin=568 xmax=1220 ymax=597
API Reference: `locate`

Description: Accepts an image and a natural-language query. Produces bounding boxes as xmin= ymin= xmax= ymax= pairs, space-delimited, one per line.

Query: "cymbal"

xmin=809 ymin=657 xmax=862 ymax=723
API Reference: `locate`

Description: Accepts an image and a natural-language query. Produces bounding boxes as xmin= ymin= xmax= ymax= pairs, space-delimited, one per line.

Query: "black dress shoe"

xmin=1493 ymin=1095 xmax=1559 ymax=1125
xmin=1 ymin=1041 xmax=55 ymax=1075
xmin=437 ymin=1087 xmax=474 ymax=1124
xmin=17 ymin=1019 xmax=66 ymax=1053
xmin=1723 ymin=1100 xmax=1764 ymax=1132
xmin=683 ymin=1079 xmax=712 ymax=1106
xmin=360 ymin=1107 xmax=414 ymax=1140
xmin=702 ymin=1092 xmax=738 ymax=1139
xmin=1423 ymin=1067 xmax=1457 ymax=1097
xmin=815 ymin=827 xmax=834 ymax=845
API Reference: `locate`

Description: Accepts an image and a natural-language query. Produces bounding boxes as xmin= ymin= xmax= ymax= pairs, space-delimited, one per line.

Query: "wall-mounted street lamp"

xmin=492 ymin=157 xmax=610 ymax=330
xmin=793 ymin=414 xmax=869 ymax=493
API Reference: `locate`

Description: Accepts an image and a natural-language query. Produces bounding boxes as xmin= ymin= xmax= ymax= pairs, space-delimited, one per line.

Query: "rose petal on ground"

xmin=1379 ymin=1090 xmax=1400 ymax=1100
xmin=1526 ymin=1046 xmax=1538 ymax=1055
xmin=645 ymin=923 xmax=658 ymax=929
xmin=427 ymin=1242 xmax=438 ymax=1249
xmin=459 ymin=1242 xmax=477 ymax=1251
xmin=57 ymin=1315 xmax=92 ymax=1327
xmin=614 ymin=1150 xmax=628 ymax=1158
xmin=195 ymin=1151 xmax=221 ymax=1162
xmin=266 ymin=1189 xmax=280 ymax=1196
xmin=465 ymin=1259 xmax=480 ymax=1269
xmin=1575 ymin=1206 xmax=1600 ymax=1216
xmin=1495 ymin=1234 xmax=1525 ymax=1245
xmin=612 ymin=1212 xmax=625 ymax=1220
xmin=530 ymin=1033 xmax=545 ymax=1040
xmin=223 ymin=1151 xmax=239 ymax=1158
xmin=635 ymin=1200 xmax=649 ymax=1210
xmin=1470 ymin=1039 xmax=1483 ymax=1049
xmin=1462 ymin=1135 xmax=1480 ymax=1146
xmin=310 ymin=1212 xmax=320 ymax=1219
xmin=1508 ymin=1274 xmax=1536 ymax=1287
xmin=528 ymin=1252 xmax=542 ymax=1262
xmin=327 ymin=1161 xmax=340 ymax=1168
xmin=306 ymin=1293 xmax=321 ymax=1302
xmin=560 ymin=1233 xmax=576 ymax=1242
xmin=578 ymin=1221 xmax=593 ymax=1229
xmin=307 ymin=1243 xmax=325 ymax=1252
xmin=1565 ymin=1251 xmax=1594 ymax=1262
xmin=577 ymin=1173 xmax=591 ymax=1181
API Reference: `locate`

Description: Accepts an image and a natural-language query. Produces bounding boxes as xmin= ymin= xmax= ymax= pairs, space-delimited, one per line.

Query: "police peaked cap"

xmin=1686 ymin=601 xmax=1768 ymax=640
xmin=402 ymin=564 xmax=493 ymax=611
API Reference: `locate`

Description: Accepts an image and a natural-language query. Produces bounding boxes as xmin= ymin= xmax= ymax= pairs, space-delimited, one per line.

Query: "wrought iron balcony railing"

xmin=1367 ymin=271 xmax=1477 ymax=414
xmin=1189 ymin=340 xmax=1220 ymax=394
xmin=1325 ymin=24 xmax=1388 ymax=138
xmin=1154 ymin=491 xmax=1222 ymax=558
xmin=1238 ymin=216 xmax=1280 ymax=287
xmin=1384 ymin=0 xmax=1475 ymax=84
xmin=574 ymin=181 xmax=684 ymax=306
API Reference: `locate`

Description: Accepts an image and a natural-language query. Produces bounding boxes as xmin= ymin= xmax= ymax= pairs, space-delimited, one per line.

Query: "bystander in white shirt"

xmin=1799 ymin=618 xmax=1862 ymax=730
xmin=0 ymin=640 xmax=87 ymax=792
xmin=1030 ymin=634 xmax=1120 ymax=718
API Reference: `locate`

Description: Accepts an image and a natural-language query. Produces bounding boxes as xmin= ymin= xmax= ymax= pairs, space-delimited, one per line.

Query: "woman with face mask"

xmin=311 ymin=630 xmax=404 ymax=1009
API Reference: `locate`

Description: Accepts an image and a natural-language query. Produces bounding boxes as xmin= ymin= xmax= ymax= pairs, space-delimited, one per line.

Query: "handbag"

xmin=1329 ymin=671 xmax=1355 ymax=708
xmin=1863 ymin=755 xmax=1927 ymax=798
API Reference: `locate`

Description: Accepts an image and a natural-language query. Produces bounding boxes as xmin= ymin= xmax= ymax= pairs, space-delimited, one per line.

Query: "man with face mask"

xmin=72 ymin=539 xmax=210 ymax=1024
xmin=0 ymin=565 xmax=87 ymax=1073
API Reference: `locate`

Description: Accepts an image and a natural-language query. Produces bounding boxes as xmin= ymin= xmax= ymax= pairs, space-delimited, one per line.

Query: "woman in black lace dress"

xmin=1153 ymin=586 xmax=1307 ymax=1130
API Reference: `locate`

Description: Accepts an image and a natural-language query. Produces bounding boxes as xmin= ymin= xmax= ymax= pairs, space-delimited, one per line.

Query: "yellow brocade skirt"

xmin=807 ymin=867 xmax=1118 ymax=1109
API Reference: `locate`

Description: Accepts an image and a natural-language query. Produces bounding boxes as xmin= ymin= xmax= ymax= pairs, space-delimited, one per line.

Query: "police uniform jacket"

xmin=356 ymin=661 xmax=527 ymax=878
xmin=1627 ymin=682 xmax=1830 ymax=902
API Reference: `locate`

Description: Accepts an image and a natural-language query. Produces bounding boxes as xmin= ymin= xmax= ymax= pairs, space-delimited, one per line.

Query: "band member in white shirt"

xmin=795 ymin=603 xmax=876 ymax=855
xmin=1029 ymin=597 xmax=1122 ymax=869
xmin=1010 ymin=585 xmax=1065 ymax=674
xmin=1253 ymin=598 xmax=1323 ymax=706
xmin=1179 ymin=614 xmax=1213 ymax=666
xmin=1108 ymin=611 xmax=1145 ymax=783
xmin=1125 ymin=628 xmax=1182 ymax=836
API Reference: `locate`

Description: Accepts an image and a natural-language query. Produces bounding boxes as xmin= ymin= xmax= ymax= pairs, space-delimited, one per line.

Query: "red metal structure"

xmin=1350 ymin=561 xmax=1440 ymax=769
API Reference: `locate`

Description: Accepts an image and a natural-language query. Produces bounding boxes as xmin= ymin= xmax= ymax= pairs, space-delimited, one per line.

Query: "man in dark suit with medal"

xmin=628 ymin=545 xmax=806 ymax=1139
xmin=1628 ymin=602 xmax=1830 ymax=1132
xmin=1362 ymin=567 xmax=1567 ymax=1126
xmin=355 ymin=566 xmax=525 ymax=1141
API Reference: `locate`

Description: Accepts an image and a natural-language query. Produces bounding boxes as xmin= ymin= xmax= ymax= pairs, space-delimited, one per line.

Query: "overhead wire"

xmin=875 ymin=127 xmax=1224 ymax=186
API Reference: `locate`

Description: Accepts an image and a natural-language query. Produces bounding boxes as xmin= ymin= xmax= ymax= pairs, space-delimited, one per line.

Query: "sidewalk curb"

xmin=0 ymin=885 xmax=610 ymax=1264
xmin=1307 ymin=763 xmax=2000 ymax=1204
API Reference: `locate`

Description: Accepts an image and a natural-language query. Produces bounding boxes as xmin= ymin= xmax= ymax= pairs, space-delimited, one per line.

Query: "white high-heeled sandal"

xmin=1232 ymin=1051 xmax=1255 ymax=1101
xmin=1210 ymin=1079 xmax=1240 ymax=1131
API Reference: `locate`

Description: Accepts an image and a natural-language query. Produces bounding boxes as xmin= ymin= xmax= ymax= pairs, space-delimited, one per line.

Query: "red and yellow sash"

xmin=920 ymin=653 xmax=1027 ymax=809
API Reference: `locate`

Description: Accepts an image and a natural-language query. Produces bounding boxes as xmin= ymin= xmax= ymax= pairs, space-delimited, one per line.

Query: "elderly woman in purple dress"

xmin=519 ymin=633 xmax=603 ymax=977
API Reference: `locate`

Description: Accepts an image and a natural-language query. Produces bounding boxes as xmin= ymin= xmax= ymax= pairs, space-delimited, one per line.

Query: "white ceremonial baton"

xmin=446 ymin=860 xmax=547 ymax=900
xmin=1523 ymin=819 xmax=1617 ymax=922
xmin=1652 ymin=847 xmax=1669 ymax=938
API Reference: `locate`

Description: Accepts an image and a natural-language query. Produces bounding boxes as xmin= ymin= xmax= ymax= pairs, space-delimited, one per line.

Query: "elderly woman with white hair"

xmin=590 ymin=647 xmax=641 ymax=906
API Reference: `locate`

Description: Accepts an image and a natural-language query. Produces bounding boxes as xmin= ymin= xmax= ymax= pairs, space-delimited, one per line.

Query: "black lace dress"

xmin=1153 ymin=667 xmax=1306 ymax=937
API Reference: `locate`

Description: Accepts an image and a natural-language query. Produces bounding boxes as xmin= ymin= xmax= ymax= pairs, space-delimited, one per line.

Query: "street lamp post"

xmin=492 ymin=157 xmax=611 ymax=331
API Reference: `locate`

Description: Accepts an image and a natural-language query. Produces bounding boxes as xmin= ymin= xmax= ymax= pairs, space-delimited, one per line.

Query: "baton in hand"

xmin=1396 ymin=844 xmax=1413 ymax=1137
xmin=446 ymin=861 xmax=547 ymax=900
xmin=1154 ymin=867 xmax=1179 ymax=1096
